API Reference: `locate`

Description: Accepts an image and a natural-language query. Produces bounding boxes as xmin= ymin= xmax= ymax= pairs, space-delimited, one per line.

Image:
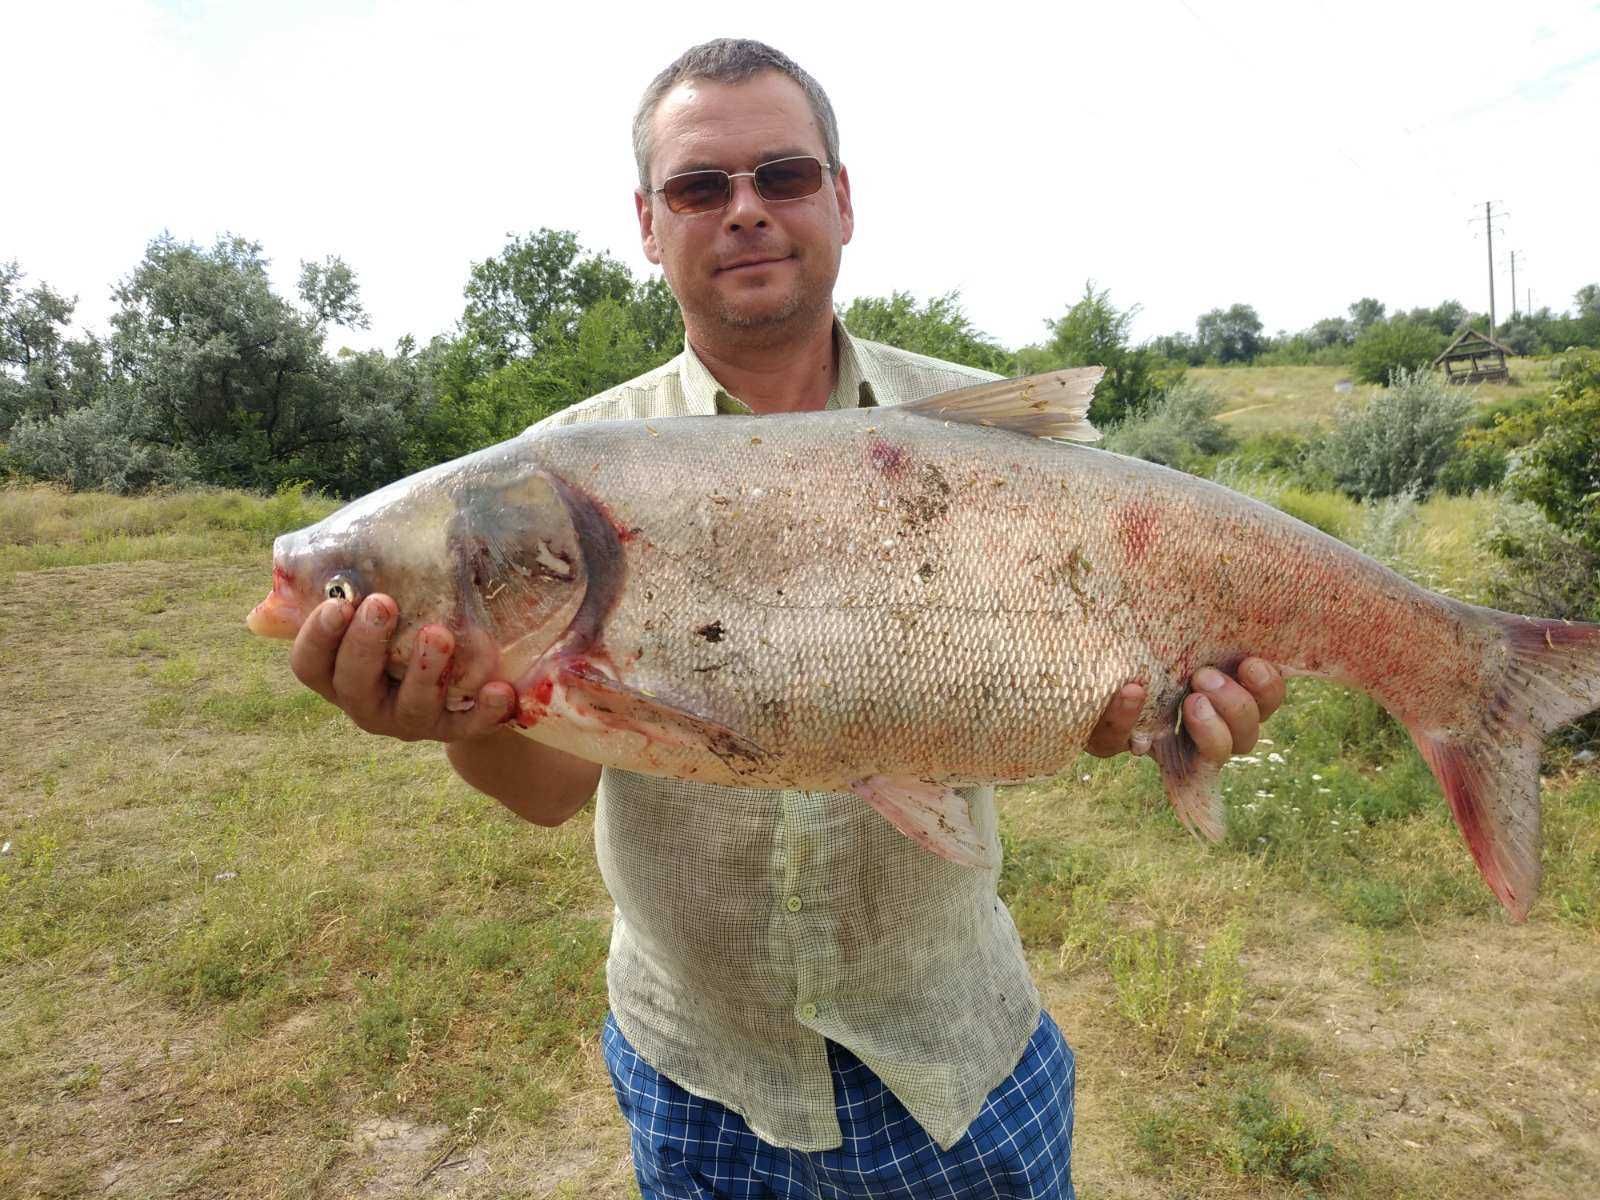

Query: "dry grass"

xmin=1194 ymin=358 xmax=1560 ymax=436
xmin=2 ymin=483 xmax=1597 ymax=1198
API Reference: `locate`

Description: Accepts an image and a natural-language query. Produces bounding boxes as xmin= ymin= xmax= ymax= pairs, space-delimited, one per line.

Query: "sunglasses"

xmin=648 ymin=155 xmax=833 ymax=215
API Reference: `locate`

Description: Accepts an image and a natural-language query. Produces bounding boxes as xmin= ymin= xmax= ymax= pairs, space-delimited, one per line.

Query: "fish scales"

xmin=247 ymin=369 xmax=1600 ymax=920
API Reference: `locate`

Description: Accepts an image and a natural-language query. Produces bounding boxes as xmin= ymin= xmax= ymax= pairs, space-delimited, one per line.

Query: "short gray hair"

xmin=632 ymin=39 xmax=841 ymax=190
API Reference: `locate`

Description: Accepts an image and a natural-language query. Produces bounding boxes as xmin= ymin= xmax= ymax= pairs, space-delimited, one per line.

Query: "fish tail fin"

xmin=1151 ymin=730 xmax=1226 ymax=842
xmin=1403 ymin=612 xmax=1600 ymax=922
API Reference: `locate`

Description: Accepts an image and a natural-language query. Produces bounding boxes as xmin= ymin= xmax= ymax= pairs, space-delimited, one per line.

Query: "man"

xmin=290 ymin=39 xmax=1283 ymax=1199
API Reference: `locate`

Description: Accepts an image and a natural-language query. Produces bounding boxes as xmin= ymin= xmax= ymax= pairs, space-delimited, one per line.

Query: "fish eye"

xmin=324 ymin=574 xmax=361 ymax=605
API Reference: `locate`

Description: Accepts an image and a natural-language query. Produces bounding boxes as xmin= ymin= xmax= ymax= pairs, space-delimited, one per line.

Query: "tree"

xmin=1348 ymin=318 xmax=1447 ymax=385
xmin=0 ymin=261 xmax=105 ymax=435
xmin=1194 ymin=303 xmax=1265 ymax=364
xmin=416 ymin=231 xmax=685 ymax=464
xmin=1347 ymin=297 xmax=1386 ymax=336
xmin=459 ymin=229 xmax=641 ymax=367
xmin=838 ymin=291 xmax=1011 ymax=374
xmin=1025 ymin=283 xmax=1170 ymax=425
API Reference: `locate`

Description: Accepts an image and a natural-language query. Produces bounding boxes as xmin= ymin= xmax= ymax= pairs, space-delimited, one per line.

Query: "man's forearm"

xmin=445 ymin=726 xmax=601 ymax=827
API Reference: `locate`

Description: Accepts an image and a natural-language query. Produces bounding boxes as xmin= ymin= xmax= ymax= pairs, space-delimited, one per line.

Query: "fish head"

xmin=247 ymin=451 xmax=596 ymax=710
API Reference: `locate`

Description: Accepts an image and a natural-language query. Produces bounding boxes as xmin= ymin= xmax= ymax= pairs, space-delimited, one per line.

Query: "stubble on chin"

xmin=702 ymin=270 xmax=835 ymax=347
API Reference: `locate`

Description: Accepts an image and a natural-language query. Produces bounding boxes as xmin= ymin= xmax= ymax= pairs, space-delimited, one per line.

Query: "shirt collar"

xmin=682 ymin=317 xmax=885 ymax=416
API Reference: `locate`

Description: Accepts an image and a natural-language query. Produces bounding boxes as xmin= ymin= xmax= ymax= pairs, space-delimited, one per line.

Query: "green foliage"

xmin=1194 ymin=303 xmax=1265 ymax=364
xmin=0 ymin=261 xmax=105 ymax=436
xmin=1227 ymin=1083 xmax=1337 ymax=1183
xmin=1505 ymin=350 xmax=1600 ymax=557
xmin=6 ymin=394 xmax=198 ymax=493
xmin=1109 ymin=921 xmax=1246 ymax=1059
xmin=418 ymin=230 xmax=683 ymax=463
xmin=1313 ymin=367 xmax=1472 ymax=499
xmin=1349 ymin=317 xmax=1448 ymax=384
xmin=1483 ymin=498 xmax=1600 ymax=624
xmin=838 ymin=290 xmax=1012 ymax=374
xmin=1100 ymin=381 xmax=1234 ymax=471
xmin=1021 ymin=282 xmax=1172 ymax=425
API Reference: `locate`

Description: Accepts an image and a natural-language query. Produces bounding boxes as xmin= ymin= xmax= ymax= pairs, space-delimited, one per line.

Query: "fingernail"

xmin=1120 ymin=685 xmax=1142 ymax=707
xmin=1192 ymin=695 xmax=1215 ymax=719
xmin=319 ymin=603 xmax=349 ymax=632
xmin=486 ymin=690 xmax=508 ymax=708
xmin=1242 ymin=659 xmax=1271 ymax=687
xmin=1130 ymin=732 xmax=1152 ymax=756
xmin=364 ymin=599 xmax=390 ymax=627
xmin=1194 ymin=667 xmax=1225 ymax=692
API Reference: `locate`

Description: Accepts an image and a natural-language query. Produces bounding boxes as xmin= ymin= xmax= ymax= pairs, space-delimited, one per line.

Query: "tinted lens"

xmin=662 ymin=170 xmax=730 ymax=214
xmin=754 ymin=157 xmax=824 ymax=201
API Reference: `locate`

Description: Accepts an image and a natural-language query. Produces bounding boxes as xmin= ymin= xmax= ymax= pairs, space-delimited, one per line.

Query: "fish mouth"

xmin=246 ymin=590 xmax=305 ymax=639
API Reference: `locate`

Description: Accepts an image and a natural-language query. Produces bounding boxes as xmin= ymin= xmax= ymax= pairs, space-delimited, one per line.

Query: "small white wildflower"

xmin=1318 ymin=787 xmax=1332 ymax=794
xmin=1312 ymin=773 xmax=1323 ymax=781
xmin=1267 ymin=752 xmax=1286 ymax=764
xmin=1255 ymin=790 xmax=1272 ymax=798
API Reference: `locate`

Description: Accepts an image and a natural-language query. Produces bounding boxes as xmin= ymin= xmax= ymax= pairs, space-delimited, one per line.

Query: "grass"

xmin=2 ymin=468 xmax=1599 ymax=1198
xmin=1193 ymin=356 xmax=1561 ymax=438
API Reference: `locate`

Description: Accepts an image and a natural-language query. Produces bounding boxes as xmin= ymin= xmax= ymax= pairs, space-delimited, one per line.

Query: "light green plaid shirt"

xmin=528 ymin=321 xmax=1041 ymax=1151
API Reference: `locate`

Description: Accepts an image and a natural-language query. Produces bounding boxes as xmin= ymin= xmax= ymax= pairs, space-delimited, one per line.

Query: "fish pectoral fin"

xmin=1150 ymin=732 xmax=1226 ymax=842
xmin=848 ymin=775 xmax=996 ymax=868
xmin=557 ymin=662 xmax=770 ymax=775
xmin=897 ymin=368 xmax=1104 ymax=442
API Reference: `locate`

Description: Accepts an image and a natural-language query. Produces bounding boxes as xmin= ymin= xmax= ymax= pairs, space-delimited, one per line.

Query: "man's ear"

xmin=636 ymin=190 xmax=662 ymax=265
xmin=835 ymin=164 xmax=854 ymax=246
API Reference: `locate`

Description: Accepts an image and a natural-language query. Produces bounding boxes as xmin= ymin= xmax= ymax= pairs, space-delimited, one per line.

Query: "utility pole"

xmin=1485 ymin=200 xmax=1496 ymax=332
xmin=1508 ymin=250 xmax=1518 ymax=320
xmin=1470 ymin=201 xmax=1508 ymax=333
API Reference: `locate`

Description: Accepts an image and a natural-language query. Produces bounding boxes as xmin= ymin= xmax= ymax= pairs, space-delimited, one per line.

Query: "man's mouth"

xmin=717 ymin=254 xmax=792 ymax=273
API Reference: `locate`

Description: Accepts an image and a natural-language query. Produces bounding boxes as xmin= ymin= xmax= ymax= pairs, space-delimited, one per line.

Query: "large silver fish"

xmin=247 ymin=369 xmax=1600 ymax=920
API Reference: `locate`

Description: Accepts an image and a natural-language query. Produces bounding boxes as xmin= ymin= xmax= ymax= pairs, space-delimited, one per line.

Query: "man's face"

xmin=636 ymin=71 xmax=853 ymax=341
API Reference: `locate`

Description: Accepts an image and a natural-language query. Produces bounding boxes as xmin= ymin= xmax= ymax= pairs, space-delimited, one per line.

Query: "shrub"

xmin=1313 ymin=367 xmax=1473 ymax=500
xmin=1349 ymin=318 xmax=1448 ymax=385
xmin=1101 ymin=381 xmax=1235 ymax=472
xmin=1505 ymin=350 xmax=1600 ymax=556
xmin=6 ymin=397 xmax=197 ymax=493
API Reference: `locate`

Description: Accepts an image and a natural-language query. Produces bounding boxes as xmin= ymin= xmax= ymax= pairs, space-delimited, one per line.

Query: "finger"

xmin=390 ymin=625 xmax=457 ymax=739
xmin=1086 ymin=682 xmax=1146 ymax=758
xmin=1191 ymin=667 xmax=1261 ymax=756
xmin=330 ymin=594 xmax=400 ymax=723
xmin=1184 ymin=687 xmax=1247 ymax=765
xmin=1238 ymin=657 xmax=1285 ymax=723
xmin=438 ymin=682 xmax=519 ymax=743
xmin=288 ymin=598 xmax=353 ymax=699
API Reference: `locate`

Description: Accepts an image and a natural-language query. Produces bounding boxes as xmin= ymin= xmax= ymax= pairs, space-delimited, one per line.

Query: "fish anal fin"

xmin=555 ymin=661 xmax=771 ymax=776
xmin=898 ymin=369 xmax=1104 ymax=442
xmin=848 ymin=775 xmax=996 ymax=868
xmin=1150 ymin=732 xmax=1226 ymax=843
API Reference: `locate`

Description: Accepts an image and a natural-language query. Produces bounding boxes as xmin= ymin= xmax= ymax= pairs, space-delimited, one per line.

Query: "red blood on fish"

xmin=867 ymin=437 xmax=908 ymax=477
xmin=1117 ymin=500 xmax=1160 ymax=567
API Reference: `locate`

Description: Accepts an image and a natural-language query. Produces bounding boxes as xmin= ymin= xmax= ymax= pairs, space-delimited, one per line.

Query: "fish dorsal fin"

xmin=897 ymin=368 xmax=1104 ymax=442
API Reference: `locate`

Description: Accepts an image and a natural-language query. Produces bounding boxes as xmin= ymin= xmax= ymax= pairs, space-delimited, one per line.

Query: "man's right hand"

xmin=289 ymin=593 xmax=600 ymax=826
xmin=289 ymin=593 xmax=516 ymax=743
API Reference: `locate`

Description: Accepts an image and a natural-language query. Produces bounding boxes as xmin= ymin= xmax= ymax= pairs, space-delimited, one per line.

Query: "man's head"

xmin=633 ymin=39 xmax=853 ymax=346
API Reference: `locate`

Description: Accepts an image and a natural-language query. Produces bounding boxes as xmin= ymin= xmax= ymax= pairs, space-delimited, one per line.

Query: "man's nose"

xmin=723 ymin=174 xmax=770 ymax=231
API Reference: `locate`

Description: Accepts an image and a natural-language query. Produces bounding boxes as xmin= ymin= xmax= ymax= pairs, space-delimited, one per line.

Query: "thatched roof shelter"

xmin=1433 ymin=328 xmax=1514 ymax=384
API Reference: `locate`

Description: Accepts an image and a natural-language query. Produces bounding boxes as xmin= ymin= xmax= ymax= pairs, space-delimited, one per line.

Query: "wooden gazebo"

xmin=1433 ymin=328 xmax=1513 ymax=384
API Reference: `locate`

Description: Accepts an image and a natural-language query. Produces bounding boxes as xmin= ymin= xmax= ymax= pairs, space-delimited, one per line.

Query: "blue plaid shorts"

xmin=602 ymin=1010 xmax=1075 ymax=1199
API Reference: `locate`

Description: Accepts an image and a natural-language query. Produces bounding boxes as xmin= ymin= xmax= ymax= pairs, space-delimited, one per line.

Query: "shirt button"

xmin=785 ymin=894 xmax=803 ymax=913
xmin=800 ymin=1003 xmax=818 ymax=1021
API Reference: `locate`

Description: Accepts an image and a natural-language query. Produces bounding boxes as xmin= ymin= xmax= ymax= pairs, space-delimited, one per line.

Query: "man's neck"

xmin=686 ymin=311 xmax=838 ymax=414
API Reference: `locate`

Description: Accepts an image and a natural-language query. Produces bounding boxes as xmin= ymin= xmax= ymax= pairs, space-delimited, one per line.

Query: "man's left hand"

xmin=1085 ymin=658 xmax=1285 ymax=762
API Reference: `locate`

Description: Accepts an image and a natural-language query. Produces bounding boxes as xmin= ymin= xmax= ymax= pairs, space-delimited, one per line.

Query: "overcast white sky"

xmin=4 ymin=0 xmax=1597 ymax=355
